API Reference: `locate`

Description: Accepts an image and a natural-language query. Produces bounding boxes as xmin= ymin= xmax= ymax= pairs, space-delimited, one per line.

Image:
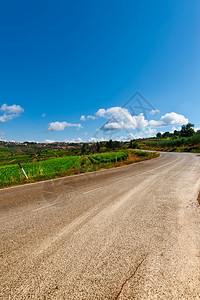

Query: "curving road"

xmin=1 ymin=152 xmax=200 ymax=299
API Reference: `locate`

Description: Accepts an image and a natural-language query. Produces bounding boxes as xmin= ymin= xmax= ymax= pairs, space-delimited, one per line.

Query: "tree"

xmin=106 ymin=139 xmax=113 ymax=150
xmin=162 ymin=131 xmax=170 ymax=138
xmin=180 ymin=123 xmax=195 ymax=137
xmin=81 ymin=143 xmax=87 ymax=155
xmin=96 ymin=142 xmax=100 ymax=152
xmin=173 ymin=130 xmax=181 ymax=137
xmin=99 ymin=146 xmax=106 ymax=152
xmin=129 ymin=140 xmax=138 ymax=149
xmin=156 ymin=132 xmax=162 ymax=138
xmin=113 ymin=141 xmax=121 ymax=149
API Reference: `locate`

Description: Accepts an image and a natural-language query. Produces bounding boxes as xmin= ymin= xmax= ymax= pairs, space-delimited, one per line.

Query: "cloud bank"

xmin=95 ymin=107 xmax=188 ymax=132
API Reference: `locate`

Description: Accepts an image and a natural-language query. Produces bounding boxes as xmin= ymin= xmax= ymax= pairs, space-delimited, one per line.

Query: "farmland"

xmin=0 ymin=142 xmax=82 ymax=166
xmin=88 ymin=152 xmax=128 ymax=164
xmin=133 ymin=134 xmax=200 ymax=152
xmin=129 ymin=124 xmax=200 ymax=153
xmin=0 ymin=150 xmax=158 ymax=188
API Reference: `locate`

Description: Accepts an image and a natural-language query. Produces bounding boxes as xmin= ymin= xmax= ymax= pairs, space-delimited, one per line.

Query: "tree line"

xmin=156 ymin=123 xmax=199 ymax=139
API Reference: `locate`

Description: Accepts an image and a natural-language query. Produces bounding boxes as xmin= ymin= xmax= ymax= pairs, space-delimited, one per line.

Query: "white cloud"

xmin=0 ymin=114 xmax=15 ymax=122
xmin=88 ymin=137 xmax=106 ymax=143
xmin=89 ymin=130 xmax=157 ymax=142
xmin=127 ymin=128 xmax=157 ymax=140
xmin=0 ymin=103 xmax=24 ymax=122
xmin=0 ymin=131 xmax=4 ymax=135
xmin=171 ymin=126 xmax=181 ymax=131
xmin=47 ymin=121 xmax=82 ymax=131
xmin=1 ymin=104 xmax=24 ymax=114
xmin=80 ymin=115 xmax=95 ymax=121
xmin=96 ymin=107 xmax=148 ymax=131
xmin=161 ymin=112 xmax=188 ymax=125
xmin=96 ymin=107 xmax=188 ymax=133
xmin=65 ymin=138 xmax=83 ymax=143
xmin=80 ymin=115 xmax=86 ymax=121
xmin=127 ymin=133 xmax=135 ymax=139
xmin=113 ymin=136 xmax=130 ymax=142
xmin=87 ymin=115 xmax=95 ymax=120
xmin=150 ymin=109 xmax=159 ymax=116
xmin=94 ymin=106 xmax=189 ymax=142
xmin=142 ymin=128 xmax=157 ymax=137
xmin=149 ymin=112 xmax=188 ymax=127
xmin=44 ymin=139 xmax=55 ymax=143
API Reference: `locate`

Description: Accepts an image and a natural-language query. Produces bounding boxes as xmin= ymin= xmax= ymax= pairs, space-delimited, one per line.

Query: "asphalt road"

xmin=1 ymin=152 xmax=200 ymax=299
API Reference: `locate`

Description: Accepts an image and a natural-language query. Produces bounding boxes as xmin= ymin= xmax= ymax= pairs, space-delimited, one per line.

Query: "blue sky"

xmin=0 ymin=0 xmax=199 ymax=142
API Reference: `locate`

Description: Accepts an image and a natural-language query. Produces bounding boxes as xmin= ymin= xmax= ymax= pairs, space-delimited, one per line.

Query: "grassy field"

xmin=0 ymin=150 xmax=159 ymax=188
xmin=0 ymin=155 xmax=82 ymax=188
xmin=136 ymin=134 xmax=200 ymax=152
xmin=0 ymin=146 xmax=80 ymax=166
xmin=88 ymin=152 xmax=128 ymax=164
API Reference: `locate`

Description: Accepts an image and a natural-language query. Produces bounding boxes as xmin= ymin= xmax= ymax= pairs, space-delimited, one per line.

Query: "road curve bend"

xmin=0 ymin=152 xmax=200 ymax=299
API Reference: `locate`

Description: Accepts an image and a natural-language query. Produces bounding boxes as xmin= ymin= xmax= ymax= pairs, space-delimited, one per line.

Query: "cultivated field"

xmin=0 ymin=151 xmax=158 ymax=188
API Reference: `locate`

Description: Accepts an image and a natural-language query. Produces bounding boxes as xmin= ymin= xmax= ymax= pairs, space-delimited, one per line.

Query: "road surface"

xmin=1 ymin=152 xmax=200 ymax=299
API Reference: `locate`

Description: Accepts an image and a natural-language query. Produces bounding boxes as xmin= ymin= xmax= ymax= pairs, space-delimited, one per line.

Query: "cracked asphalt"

xmin=1 ymin=152 xmax=200 ymax=299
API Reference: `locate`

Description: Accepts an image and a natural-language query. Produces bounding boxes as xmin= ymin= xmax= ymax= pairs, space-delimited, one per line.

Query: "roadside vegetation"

xmin=0 ymin=150 xmax=158 ymax=188
xmin=0 ymin=123 xmax=199 ymax=169
xmin=1 ymin=122 xmax=199 ymax=188
xmin=129 ymin=123 xmax=200 ymax=152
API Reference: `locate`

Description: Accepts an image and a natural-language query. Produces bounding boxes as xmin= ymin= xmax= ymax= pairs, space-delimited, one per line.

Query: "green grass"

xmin=0 ymin=145 xmax=79 ymax=166
xmin=0 ymin=152 xmax=128 ymax=188
xmin=131 ymin=150 xmax=151 ymax=157
xmin=0 ymin=147 xmax=13 ymax=157
xmin=88 ymin=152 xmax=128 ymax=164
xmin=0 ymin=151 xmax=157 ymax=188
xmin=0 ymin=155 xmax=81 ymax=187
xmin=137 ymin=134 xmax=200 ymax=152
